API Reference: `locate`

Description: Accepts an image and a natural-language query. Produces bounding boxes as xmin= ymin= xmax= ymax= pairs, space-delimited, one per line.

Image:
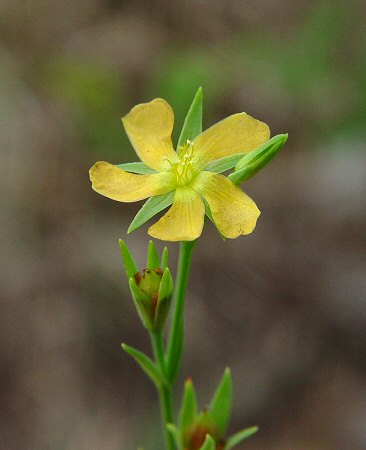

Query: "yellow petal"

xmin=192 ymin=171 xmax=260 ymax=238
xmin=193 ymin=113 xmax=270 ymax=165
xmin=89 ymin=161 xmax=175 ymax=202
xmin=122 ymin=98 xmax=179 ymax=172
xmin=148 ymin=187 xmax=205 ymax=242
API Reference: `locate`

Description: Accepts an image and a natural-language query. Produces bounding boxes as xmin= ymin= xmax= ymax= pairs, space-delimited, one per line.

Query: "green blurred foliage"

xmin=147 ymin=1 xmax=364 ymax=148
xmin=42 ymin=56 xmax=131 ymax=158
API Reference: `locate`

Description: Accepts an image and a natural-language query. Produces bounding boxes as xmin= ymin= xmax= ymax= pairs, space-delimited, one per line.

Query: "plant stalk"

xmin=150 ymin=331 xmax=174 ymax=450
xmin=166 ymin=240 xmax=196 ymax=382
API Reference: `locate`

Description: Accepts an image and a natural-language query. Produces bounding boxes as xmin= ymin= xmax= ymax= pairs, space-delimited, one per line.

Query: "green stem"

xmin=150 ymin=331 xmax=174 ymax=450
xmin=150 ymin=240 xmax=196 ymax=450
xmin=150 ymin=331 xmax=166 ymax=374
xmin=166 ymin=240 xmax=196 ymax=382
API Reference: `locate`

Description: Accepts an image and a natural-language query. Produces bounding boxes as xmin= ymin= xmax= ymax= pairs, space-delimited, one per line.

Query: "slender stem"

xmin=166 ymin=240 xmax=196 ymax=382
xmin=150 ymin=240 xmax=196 ymax=450
xmin=150 ymin=331 xmax=165 ymax=374
xmin=150 ymin=331 xmax=174 ymax=450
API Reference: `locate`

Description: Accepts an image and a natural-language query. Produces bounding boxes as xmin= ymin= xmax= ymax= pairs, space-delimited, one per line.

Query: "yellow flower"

xmin=89 ymin=98 xmax=270 ymax=242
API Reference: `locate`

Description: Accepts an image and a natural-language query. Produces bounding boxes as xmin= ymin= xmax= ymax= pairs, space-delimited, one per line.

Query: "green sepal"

xmin=178 ymin=377 xmax=198 ymax=433
xmin=129 ymin=277 xmax=154 ymax=330
xmin=199 ymin=434 xmax=216 ymax=450
xmin=119 ymin=239 xmax=138 ymax=278
xmin=117 ymin=162 xmax=156 ymax=174
xmin=128 ymin=192 xmax=174 ymax=234
xmin=205 ymin=153 xmax=245 ymax=173
xmin=209 ymin=368 xmax=232 ymax=436
xmin=228 ymin=134 xmax=288 ymax=185
xmin=166 ymin=424 xmax=183 ymax=450
xmin=121 ymin=342 xmax=164 ymax=387
xmin=147 ymin=240 xmax=160 ymax=269
xmin=177 ymin=87 xmax=203 ymax=149
xmin=161 ymin=247 xmax=169 ymax=271
xmin=224 ymin=426 xmax=258 ymax=449
xmin=154 ymin=268 xmax=174 ymax=331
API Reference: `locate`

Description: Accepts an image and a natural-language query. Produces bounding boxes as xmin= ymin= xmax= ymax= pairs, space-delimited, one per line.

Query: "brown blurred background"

xmin=1 ymin=0 xmax=366 ymax=449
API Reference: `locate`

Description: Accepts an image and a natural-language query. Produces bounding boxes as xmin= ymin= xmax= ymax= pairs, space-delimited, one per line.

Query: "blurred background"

xmin=1 ymin=0 xmax=366 ymax=448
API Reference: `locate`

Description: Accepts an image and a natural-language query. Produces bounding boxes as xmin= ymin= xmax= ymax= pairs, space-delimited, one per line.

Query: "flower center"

xmin=164 ymin=140 xmax=197 ymax=186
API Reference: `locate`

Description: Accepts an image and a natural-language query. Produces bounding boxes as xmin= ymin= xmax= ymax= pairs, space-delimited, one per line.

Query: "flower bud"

xmin=120 ymin=240 xmax=173 ymax=332
xmin=129 ymin=267 xmax=173 ymax=332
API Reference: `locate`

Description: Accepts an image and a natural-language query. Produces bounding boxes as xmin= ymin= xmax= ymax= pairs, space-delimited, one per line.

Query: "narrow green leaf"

xmin=199 ymin=434 xmax=216 ymax=450
xmin=121 ymin=343 xmax=164 ymax=387
xmin=205 ymin=153 xmax=245 ymax=173
xmin=154 ymin=268 xmax=174 ymax=331
xmin=158 ymin=268 xmax=174 ymax=304
xmin=177 ymin=87 xmax=203 ymax=148
xmin=209 ymin=368 xmax=232 ymax=435
xmin=229 ymin=134 xmax=288 ymax=185
xmin=224 ymin=426 xmax=259 ymax=449
xmin=166 ymin=424 xmax=183 ymax=450
xmin=117 ymin=162 xmax=156 ymax=174
xmin=161 ymin=247 xmax=169 ymax=271
xmin=147 ymin=240 xmax=160 ymax=269
xmin=178 ymin=377 xmax=198 ymax=433
xmin=119 ymin=239 xmax=138 ymax=278
xmin=128 ymin=192 xmax=174 ymax=234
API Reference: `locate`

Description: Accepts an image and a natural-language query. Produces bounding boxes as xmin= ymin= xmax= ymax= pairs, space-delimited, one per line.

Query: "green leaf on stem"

xmin=121 ymin=343 xmax=164 ymax=387
xmin=177 ymin=87 xmax=203 ymax=148
xmin=128 ymin=192 xmax=174 ymax=234
xmin=166 ymin=424 xmax=182 ymax=450
xmin=161 ymin=247 xmax=169 ymax=271
xmin=147 ymin=240 xmax=161 ymax=269
xmin=178 ymin=377 xmax=198 ymax=433
xmin=154 ymin=268 xmax=174 ymax=331
xmin=199 ymin=434 xmax=216 ymax=450
xmin=119 ymin=239 xmax=138 ymax=278
xmin=224 ymin=426 xmax=259 ymax=449
xmin=228 ymin=134 xmax=288 ymax=185
xmin=117 ymin=161 xmax=156 ymax=174
xmin=209 ymin=368 xmax=232 ymax=435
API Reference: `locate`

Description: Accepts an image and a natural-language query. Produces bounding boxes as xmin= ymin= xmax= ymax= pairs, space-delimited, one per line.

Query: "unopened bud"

xmin=120 ymin=240 xmax=173 ymax=332
xmin=130 ymin=267 xmax=173 ymax=332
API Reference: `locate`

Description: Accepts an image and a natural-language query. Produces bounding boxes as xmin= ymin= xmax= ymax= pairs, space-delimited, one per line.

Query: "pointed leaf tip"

xmin=177 ymin=87 xmax=203 ymax=148
xmin=225 ymin=426 xmax=259 ymax=449
xmin=229 ymin=133 xmax=288 ymax=185
xmin=179 ymin=373 xmax=198 ymax=433
xmin=119 ymin=239 xmax=138 ymax=278
xmin=161 ymin=246 xmax=169 ymax=270
xmin=121 ymin=342 xmax=164 ymax=387
xmin=209 ymin=368 xmax=232 ymax=435
xmin=200 ymin=434 xmax=215 ymax=450
xmin=147 ymin=240 xmax=160 ymax=269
